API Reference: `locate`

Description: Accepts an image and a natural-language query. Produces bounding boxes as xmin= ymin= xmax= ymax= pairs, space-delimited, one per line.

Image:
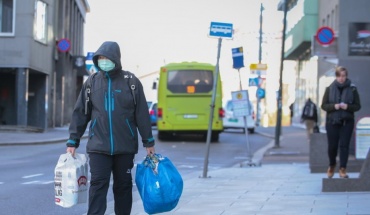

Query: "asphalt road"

xmin=0 ymin=129 xmax=272 ymax=215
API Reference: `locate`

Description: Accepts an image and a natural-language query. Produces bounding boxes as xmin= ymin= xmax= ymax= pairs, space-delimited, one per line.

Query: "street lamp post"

xmin=275 ymin=0 xmax=288 ymax=148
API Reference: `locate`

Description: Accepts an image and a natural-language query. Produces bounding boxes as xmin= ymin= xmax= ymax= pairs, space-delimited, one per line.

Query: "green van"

xmin=157 ymin=62 xmax=224 ymax=142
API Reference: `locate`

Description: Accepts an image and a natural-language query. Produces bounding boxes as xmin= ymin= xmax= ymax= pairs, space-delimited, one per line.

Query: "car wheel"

xmin=248 ymin=128 xmax=255 ymax=134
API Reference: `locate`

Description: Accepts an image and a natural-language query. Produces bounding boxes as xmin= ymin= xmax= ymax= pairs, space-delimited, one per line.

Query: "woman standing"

xmin=321 ymin=66 xmax=361 ymax=178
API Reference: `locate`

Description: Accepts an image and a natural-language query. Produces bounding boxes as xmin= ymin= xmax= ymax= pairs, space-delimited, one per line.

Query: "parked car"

xmin=222 ymin=100 xmax=255 ymax=133
xmin=147 ymin=101 xmax=158 ymax=126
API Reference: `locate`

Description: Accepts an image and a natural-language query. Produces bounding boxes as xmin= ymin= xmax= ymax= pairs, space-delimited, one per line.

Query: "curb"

xmin=0 ymin=135 xmax=89 ymax=146
xmin=255 ymin=131 xmax=275 ymax=139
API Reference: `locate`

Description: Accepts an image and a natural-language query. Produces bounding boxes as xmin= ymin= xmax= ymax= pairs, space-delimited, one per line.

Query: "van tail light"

xmin=149 ymin=110 xmax=155 ymax=116
xmin=157 ymin=108 xmax=163 ymax=118
xmin=219 ymin=108 xmax=225 ymax=118
xmin=252 ymin=111 xmax=256 ymax=120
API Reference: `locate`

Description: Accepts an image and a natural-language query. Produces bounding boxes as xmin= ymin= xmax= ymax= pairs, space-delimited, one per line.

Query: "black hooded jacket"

xmin=67 ymin=41 xmax=155 ymax=155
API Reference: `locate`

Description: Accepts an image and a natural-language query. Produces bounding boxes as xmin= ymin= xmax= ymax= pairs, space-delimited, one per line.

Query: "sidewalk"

xmin=2 ymin=125 xmax=370 ymax=214
xmin=125 ymin=126 xmax=370 ymax=215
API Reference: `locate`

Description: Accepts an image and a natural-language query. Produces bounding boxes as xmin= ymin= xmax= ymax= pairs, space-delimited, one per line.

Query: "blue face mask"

xmin=98 ymin=59 xmax=115 ymax=72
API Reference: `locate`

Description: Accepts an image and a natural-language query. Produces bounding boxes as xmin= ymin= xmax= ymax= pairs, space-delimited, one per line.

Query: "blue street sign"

xmin=316 ymin=26 xmax=335 ymax=45
xmin=232 ymin=47 xmax=244 ymax=69
xmin=86 ymin=64 xmax=98 ymax=73
xmin=57 ymin=38 xmax=71 ymax=52
xmin=256 ymin=88 xmax=265 ymax=99
xmin=209 ymin=22 xmax=233 ymax=38
xmin=86 ymin=52 xmax=94 ymax=60
xmin=249 ymin=78 xmax=258 ymax=87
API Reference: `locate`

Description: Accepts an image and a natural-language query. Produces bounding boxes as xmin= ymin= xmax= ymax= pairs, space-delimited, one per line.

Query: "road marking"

xmin=234 ymin=156 xmax=249 ymax=160
xmin=178 ymin=165 xmax=196 ymax=169
xmin=41 ymin=181 xmax=54 ymax=185
xmin=186 ymin=157 xmax=203 ymax=160
xmin=22 ymin=173 xmax=44 ymax=179
xmin=22 ymin=181 xmax=40 ymax=185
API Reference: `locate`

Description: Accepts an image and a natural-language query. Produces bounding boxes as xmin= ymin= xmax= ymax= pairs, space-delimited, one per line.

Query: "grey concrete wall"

xmin=337 ymin=0 xmax=370 ymax=123
xmin=318 ymin=0 xmax=339 ymax=30
xmin=29 ymin=0 xmax=55 ymax=74
xmin=0 ymin=0 xmax=54 ymax=75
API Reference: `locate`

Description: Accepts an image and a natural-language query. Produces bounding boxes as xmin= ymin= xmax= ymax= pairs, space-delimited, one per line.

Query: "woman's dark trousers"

xmin=325 ymin=119 xmax=354 ymax=168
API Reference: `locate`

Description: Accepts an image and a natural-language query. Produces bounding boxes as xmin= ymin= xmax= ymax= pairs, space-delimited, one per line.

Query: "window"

xmin=167 ymin=70 xmax=213 ymax=93
xmin=34 ymin=0 xmax=47 ymax=43
xmin=0 ymin=0 xmax=15 ymax=35
xmin=331 ymin=10 xmax=335 ymax=29
xmin=286 ymin=0 xmax=304 ymax=32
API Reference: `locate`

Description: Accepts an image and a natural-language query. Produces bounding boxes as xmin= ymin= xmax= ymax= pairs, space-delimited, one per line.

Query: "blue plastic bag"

xmin=135 ymin=154 xmax=183 ymax=214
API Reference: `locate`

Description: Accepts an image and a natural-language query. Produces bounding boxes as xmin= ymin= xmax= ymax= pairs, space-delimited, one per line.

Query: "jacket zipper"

xmin=106 ymin=72 xmax=114 ymax=155
xmin=90 ymin=118 xmax=97 ymax=138
xmin=126 ymin=118 xmax=135 ymax=137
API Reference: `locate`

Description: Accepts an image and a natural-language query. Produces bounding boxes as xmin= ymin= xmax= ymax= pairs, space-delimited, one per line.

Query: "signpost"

xmin=249 ymin=63 xmax=267 ymax=126
xmin=57 ymin=38 xmax=71 ymax=52
xmin=202 ymin=22 xmax=233 ymax=178
xmin=231 ymin=91 xmax=250 ymax=117
xmin=249 ymin=77 xmax=258 ymax=87
xmin=209 ymin=22 xmax=233 ymax=38
xmin=86 ymin=52 xmax=94 ymax=60
xmin=86 ymin=64 xmax=98 ymax=74
xmin=85 ymin=52 xmax=97 ymax=74
xmin=232 ymin=47 xmax=244 ymax=69
xmin=256 ymin=88 xmax=265 ymax=99
xmin=231 ymin=90 xmax=254 ymax=166
xmin=315 ymin=26 xmax=335 ymax=45
xmin=250 ymin=63 xmax=267 ymax=75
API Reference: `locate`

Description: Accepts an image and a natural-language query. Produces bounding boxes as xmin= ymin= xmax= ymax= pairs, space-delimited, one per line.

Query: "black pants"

xmin=87 ymin=153 xmax=135 ymax=215
xmin=325 ymin=119 xmax=354 ymax=168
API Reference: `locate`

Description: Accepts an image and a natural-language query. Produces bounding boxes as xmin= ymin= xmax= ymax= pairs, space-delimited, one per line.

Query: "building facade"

xmin=280 ymin=0 xmax=370 ymax=154
xmin=317 ymin=0 xmax=370 ymax=127
xmin=278 ymin=0 xmax=319 ymax=124
xmin=0 ymin=0 xmax=89 ymax=130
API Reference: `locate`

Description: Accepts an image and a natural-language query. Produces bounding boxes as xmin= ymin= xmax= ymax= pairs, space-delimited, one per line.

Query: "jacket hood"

xmin=93 ymin=41 xmax=122 ymax=72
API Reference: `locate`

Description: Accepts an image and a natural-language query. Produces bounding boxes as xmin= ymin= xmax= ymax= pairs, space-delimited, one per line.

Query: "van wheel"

xmin=158 ymin=131 xmax=170 ymax=141
xmin=248 ymin=128 xmax=255 ymax=134
xmin=211 ymin=132 xmax=219 ymax=142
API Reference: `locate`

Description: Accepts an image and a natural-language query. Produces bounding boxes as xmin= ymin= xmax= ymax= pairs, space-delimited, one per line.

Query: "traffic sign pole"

xmin=203 ymin=21 xmax=233 ymax=178
xmin=202 ymin=37 xmax=222 ymax=178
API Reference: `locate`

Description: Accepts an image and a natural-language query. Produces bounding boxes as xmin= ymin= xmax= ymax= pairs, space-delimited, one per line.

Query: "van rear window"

xmin=167 ymin=70 xmax=213 ymax=93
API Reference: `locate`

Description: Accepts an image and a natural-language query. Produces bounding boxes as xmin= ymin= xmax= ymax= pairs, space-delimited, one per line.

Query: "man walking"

xmin=301 ymin=98 xmax=318 ymax=140
xmin=66 ymin=41 xmax=155 ymax=215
